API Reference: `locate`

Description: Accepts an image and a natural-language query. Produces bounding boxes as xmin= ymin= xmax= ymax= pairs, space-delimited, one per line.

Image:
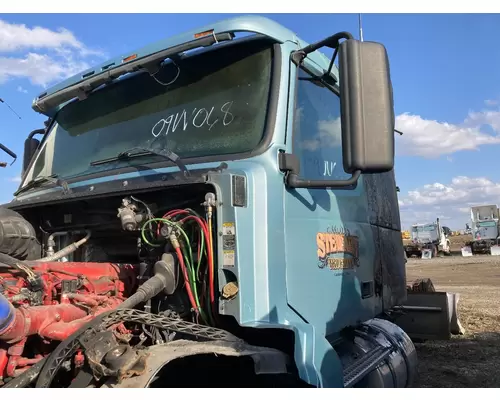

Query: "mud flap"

xmin=461 ymin=246 xmax=473 ymax=257
xmin=490 ymin=245 xmax=500 ymax=256
xmin=391 ymin=279 xmax=465 ymax=341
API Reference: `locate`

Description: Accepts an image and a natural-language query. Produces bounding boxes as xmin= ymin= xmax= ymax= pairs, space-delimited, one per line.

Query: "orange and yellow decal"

xmin=316 ymin=228 xmax=360 ymax=270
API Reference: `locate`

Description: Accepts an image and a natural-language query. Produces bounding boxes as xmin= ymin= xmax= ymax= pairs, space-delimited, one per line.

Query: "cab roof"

xmin=32 ymin=15 xmax=335 ymax=117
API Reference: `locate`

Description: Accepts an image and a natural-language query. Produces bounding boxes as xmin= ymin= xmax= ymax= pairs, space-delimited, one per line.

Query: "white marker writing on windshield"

xmin=151 ymin=101 xmax=234 ymax=137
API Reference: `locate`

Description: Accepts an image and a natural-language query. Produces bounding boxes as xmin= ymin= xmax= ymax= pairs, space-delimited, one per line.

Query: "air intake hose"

xmin=0 ymin=292 xmax=14 ymax=334
xmin=118 ymin=253 xmax=176 ymax=310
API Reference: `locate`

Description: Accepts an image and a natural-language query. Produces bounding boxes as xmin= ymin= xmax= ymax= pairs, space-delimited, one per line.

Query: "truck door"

xmin=283 ymin=64 xmax=382 ymax=338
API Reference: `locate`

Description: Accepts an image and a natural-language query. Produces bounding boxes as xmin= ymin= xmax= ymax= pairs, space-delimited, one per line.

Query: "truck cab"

xmin=405 ymin=219 xmax=450 ymax=258
xmin=0 ymin=16 xmax=421 ymax=388
xmin=464 ymin=205 xmax=500 ymax=254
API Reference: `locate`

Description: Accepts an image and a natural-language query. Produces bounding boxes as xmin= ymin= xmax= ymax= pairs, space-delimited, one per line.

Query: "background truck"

xmin=0 ymin=16 xmax=460 ymax=388
xmin=404 ymin=218 xmax=451 ymax=258
xmin=463 ymin=205 xmax=500 ymax=255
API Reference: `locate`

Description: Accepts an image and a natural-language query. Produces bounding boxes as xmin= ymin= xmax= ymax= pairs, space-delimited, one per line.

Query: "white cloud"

xmin=395 ymin=110 xmax=500 ymax=158
xmin=299 ymin=116 xmax=342 ymax=151
xmin=6 ymin=176 xmax=21 ymax=183
xmin=0 ymin=19 xmax=103 ymax=88
xmin=16 ymin=85 xmax=27 ymax=93
xmin=0 ymin=52 xmax=90 ymax=87
xmin=485 ymin=99 xmax=498 ymax=107
xmin=399 ymin=176 xmax=500 ymax=228
xmin=0 ymin=19 xmax=101 ymax=56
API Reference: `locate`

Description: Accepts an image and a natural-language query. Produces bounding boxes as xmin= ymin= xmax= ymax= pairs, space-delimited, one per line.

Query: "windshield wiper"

xmin=90 ymin=147 xmax=191 ymax=178
xmin=14 ymin=174 xmax=71 ymax=196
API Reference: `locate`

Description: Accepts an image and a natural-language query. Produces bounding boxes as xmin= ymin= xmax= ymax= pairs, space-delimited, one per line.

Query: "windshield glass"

xmin=412 ymin=224 xmax=435 ymax=233
xmin=23 ymin=39 xmax=274 ymax=185
xmin=477 ymin=221 xmax=497 ymax=227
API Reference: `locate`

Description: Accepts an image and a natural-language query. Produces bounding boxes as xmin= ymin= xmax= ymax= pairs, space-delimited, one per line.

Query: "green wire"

xmin=142 ymin=217 xmax=207 ymax=322
xmin=141 ymin=225 xmax=162 ymax=247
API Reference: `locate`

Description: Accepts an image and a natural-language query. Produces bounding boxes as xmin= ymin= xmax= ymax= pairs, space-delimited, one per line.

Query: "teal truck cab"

xmin=0 ymin=16 xmax=455 ymax=388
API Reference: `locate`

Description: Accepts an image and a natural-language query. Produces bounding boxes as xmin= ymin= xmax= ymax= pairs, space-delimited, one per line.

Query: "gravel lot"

xmin=405 ymin=235 xmax=500 ymax=388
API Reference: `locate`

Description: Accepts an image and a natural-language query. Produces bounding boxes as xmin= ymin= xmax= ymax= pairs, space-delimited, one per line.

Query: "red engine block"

xmin=0 ymin=262 xmax=137 ymax=382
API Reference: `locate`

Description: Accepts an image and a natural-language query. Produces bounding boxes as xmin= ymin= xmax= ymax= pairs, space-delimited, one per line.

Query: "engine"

xmin=0 ymin=262 xmax=136 ymax=381
xmin=0 ymin=187 xmax=221 ymax=388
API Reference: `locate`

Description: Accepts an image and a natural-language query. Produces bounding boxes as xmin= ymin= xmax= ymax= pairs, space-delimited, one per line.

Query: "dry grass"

xmin=406 ymin=247 xmax=500 ymax=388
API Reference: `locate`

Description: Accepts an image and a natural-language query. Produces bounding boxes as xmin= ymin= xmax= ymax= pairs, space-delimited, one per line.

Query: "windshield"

xmin=412 ymin=224 xmax=435 ymax=233
xmin=22 ymin=39 xmax=274 ymax=185
xmin=477 ymin=221 xmax=497 ymax=227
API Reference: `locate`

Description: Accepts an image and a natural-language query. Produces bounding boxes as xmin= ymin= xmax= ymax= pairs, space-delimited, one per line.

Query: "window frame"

xmin=289 ymin=62 xmax=347 ymax=182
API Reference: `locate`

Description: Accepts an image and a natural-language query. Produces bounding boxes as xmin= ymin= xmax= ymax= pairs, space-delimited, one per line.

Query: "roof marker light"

xmin=122 ymin=54 xmax=138 ymax=63
xmin=194 ymin=29 xmax=214 ymax=39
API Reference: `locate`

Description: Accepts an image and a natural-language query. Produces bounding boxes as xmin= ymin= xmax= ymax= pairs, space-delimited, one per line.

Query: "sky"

xmin=0 ymin=13 xmax=500 ymax=230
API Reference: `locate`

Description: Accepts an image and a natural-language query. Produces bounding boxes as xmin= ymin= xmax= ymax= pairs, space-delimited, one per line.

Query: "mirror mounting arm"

xmin=279 ymin=152 xmax=360 ymax=189
xmin=291 ymin=31 xmax=354 ymax=68
xmin=287 ymin=170 xmax=361 ymax=189
xmin=0 ymin=143 xmax=17 ymax=166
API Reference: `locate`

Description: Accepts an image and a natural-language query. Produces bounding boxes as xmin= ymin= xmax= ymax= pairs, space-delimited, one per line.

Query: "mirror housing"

xmin=23 ymin=138 xmax=40 ymax=173
xmin=22 ymin=129 xmax=44 ymax=177
xmin=339 ymin=39 xmax=395 ymax=174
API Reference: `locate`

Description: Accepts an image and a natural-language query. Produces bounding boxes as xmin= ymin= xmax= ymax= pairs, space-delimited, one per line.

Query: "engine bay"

xmin=0 ymin=183 xmax=254 ymax=388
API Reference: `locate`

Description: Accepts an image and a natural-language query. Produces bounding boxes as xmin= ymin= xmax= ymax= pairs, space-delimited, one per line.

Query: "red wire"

xmin=178 ymin=215 xmax=215 ymax=308
xmin=156 ymin=209 xmax=187 ymax=237
xmin=155 ymin=209 xmax=215 ymax=318
xmin=197 ymin=230 xmax=201 ymax=266
xmin=175 ymin=246 xmax=198 ymax=314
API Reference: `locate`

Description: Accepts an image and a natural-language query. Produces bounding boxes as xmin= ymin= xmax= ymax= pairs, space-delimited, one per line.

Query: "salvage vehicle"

xmin=463 ymin=205 xmax=500 ymax=255
xmin=0 ymin=16 xmax=459 ymax=388
xmin=404 ymin=219 xmax=451 ymax=258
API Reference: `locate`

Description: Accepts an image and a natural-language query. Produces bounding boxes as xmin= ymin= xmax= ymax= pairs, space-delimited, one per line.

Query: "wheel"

xmin=446 ymin=241 xmax=451 ymax=255
xmin=431 ymin=245 xmax=438 ymax=258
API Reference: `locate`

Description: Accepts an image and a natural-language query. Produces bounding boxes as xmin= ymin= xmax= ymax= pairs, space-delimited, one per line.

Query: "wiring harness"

xmin=140 ymin=208 xmax=216 ymax=325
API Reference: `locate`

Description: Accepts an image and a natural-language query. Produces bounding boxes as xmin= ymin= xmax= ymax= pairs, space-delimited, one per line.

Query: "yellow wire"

xmin=208 ymin=216 xmax=214 ymax=296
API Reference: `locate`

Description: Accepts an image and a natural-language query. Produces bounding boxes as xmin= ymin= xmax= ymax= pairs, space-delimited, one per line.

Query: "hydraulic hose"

xmin=118 ymin=275 xmax=168 ymax=309
xmin=0 ymin=253 xmax=32 ymax=271
xmin=37 ymin=231 xmax=91 ymax=262
xmin=2 ymin=358 xmax=46 ymax=388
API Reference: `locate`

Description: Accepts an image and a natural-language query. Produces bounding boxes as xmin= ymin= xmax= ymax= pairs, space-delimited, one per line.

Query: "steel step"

xmin=343 ymin=346 xmax=393 ymax=387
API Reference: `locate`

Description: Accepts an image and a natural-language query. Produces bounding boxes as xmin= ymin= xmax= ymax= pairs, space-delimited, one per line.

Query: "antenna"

xmin=0 ymin=97 xmax=22 ymax=120
xmin=358 ymin=13 xmax=364 ymax=42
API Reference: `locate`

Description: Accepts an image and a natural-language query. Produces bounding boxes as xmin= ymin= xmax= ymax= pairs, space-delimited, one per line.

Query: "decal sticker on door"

xmin=316 ymin=227 xmax=360 ymax=270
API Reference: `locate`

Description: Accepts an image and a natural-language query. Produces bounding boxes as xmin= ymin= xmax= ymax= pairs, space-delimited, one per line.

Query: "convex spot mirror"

xmin=339 ymin=39 xmax=395 ymax=174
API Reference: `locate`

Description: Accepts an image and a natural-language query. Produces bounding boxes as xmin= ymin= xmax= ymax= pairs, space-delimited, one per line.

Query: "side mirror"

xmin=280 ymin=33 xmax=395 ymax=189
xmin=338 ymin=39 xmax=395 ymax=174
xmin=22 ymin=129 xmax=45 ymax=177
xmin=23 ymin=137 xmax=40 ymax=173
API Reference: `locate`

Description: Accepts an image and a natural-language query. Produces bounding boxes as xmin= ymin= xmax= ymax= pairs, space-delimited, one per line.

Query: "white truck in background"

xmin=462 ymin=205 xmax=500 ymax=256
xmin=404 ymin=218 xmax=451 ymax=258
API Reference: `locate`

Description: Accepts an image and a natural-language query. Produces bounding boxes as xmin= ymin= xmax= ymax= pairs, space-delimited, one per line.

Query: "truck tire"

xmin=0 ymin=207 xmax=41 ymax=260
xmin=431 ymin=245 xmax=438 ymax=258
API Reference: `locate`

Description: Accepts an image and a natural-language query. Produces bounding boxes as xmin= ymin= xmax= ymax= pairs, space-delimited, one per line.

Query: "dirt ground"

xmin=405 ymin=235 xmax=500 ymax=388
